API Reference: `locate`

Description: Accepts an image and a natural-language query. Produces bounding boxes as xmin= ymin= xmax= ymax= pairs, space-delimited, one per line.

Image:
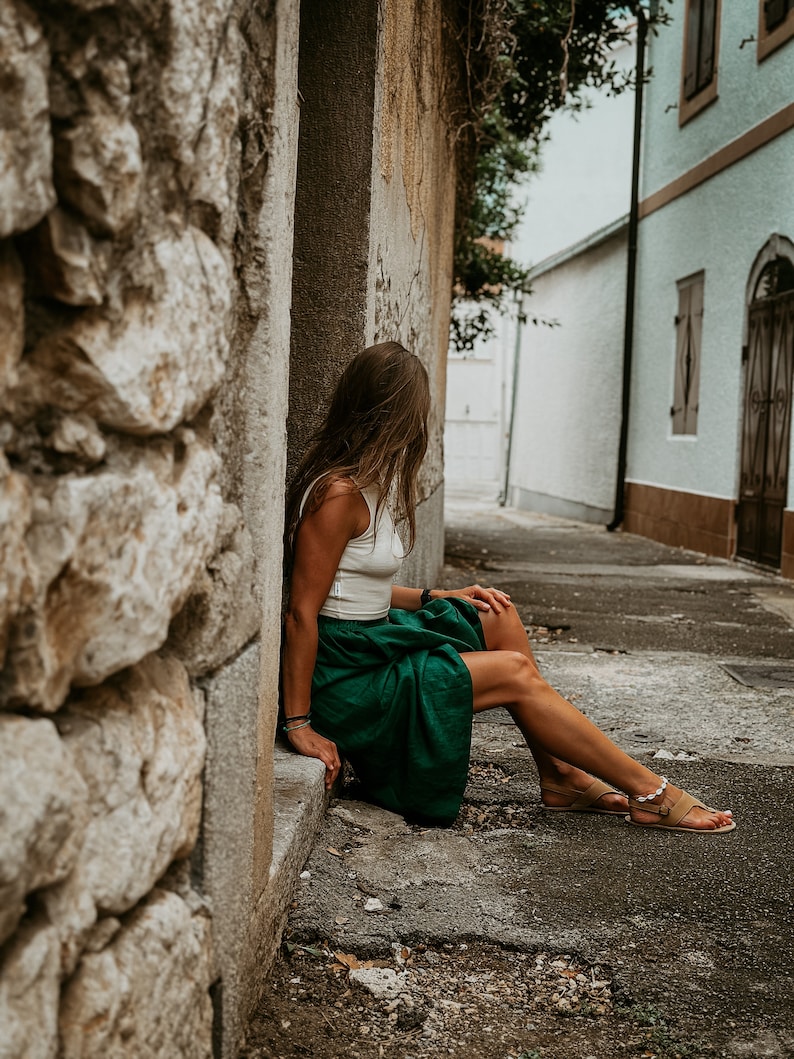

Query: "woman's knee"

xmin=479 ymin=600 xmax=527 ymax=645
xmin=500 ymin=650 xmax=534 ymax=692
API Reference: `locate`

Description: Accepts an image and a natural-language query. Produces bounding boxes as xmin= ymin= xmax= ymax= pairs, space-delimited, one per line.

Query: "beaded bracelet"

xmin=283 ymin=713 xmax=312 ymax=734
xmin=283 ymin=720 xmax=311 ymax=733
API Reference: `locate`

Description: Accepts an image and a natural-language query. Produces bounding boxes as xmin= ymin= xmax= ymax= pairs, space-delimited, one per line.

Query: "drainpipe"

xmin=499 ymin=291 xmax=525 ymax=506
xmin=607 ymin=3 xmax=648 ymax=532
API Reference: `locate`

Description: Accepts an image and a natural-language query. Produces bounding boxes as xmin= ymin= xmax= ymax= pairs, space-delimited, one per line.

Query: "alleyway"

xmin=244 ymin=495 xmax=794 ymax=1059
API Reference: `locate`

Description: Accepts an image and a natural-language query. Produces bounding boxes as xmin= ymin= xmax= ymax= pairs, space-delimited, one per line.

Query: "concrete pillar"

xmin=288 ymin=0 xmax=380 ymax=473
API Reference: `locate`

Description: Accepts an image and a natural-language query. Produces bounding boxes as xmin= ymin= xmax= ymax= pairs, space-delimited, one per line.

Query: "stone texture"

xmin=0 ymin=240 xmax=24 ymax=395
xmin=0 ymin=920 xmax=61 ymax=1059
xmin=0 ymin=433 xmax=223 ymax=711
xmin=161 ymin=0 xmax=236 ymax=173
xmin=0 ymin=715 xmax=88 ymax=946
xmin=25 ymin=207 xmax=110 ymax=306
xmin=53 ymin=113 xmax=142 ymax=236
xmin=19 ymin=227 xmax=231 ymax=434
xmin=41 ymin=653 xmax=206 ymax=971
xmin=48 ymin=412 xmax=106 ymax=464
xmin=59 ymin=888 xmax=213 ymax=1059
xmin=187 ymin=18 xmax=240 ymax=241
xmin=0 ymin=453 xmax=34 ymax=668
xmin=167 ymin=503 xmax=261 ymax=675
xmin=0 ymin=0 xmax=56 ymax=238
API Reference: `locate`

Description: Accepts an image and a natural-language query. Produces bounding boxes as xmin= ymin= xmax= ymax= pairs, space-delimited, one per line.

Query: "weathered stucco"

xmin=371 ymin=0 xmax=457 ymax=580
xmin=289 ymin=0 xmax=455 ymax=582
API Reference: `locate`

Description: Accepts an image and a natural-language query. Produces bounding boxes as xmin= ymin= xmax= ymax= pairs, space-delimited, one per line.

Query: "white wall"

xmin=445 ymin=29 xmax=636 ymax=506
xmin=508 ymin=228 xmax=627 ymax=521
xmin=444 ymin=312 xmax=513 ymax=495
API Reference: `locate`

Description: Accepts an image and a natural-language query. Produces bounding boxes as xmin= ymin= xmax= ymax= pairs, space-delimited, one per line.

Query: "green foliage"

xmin=451 ymin=1 xmax=661 ymax=351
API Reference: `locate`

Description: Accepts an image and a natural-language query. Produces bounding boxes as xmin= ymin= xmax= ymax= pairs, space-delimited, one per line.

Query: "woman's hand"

xmin=286 ymin=725 xmax=341 ymax=790
xmin=439 ymin=584 xmax=512 ymax=613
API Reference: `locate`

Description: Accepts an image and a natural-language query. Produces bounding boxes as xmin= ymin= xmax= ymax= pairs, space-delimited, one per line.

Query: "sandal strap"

xmin=542 ymin=778 xmax=617 ymax=811
xmin=628 ymin=789 xmax=710 ymax=826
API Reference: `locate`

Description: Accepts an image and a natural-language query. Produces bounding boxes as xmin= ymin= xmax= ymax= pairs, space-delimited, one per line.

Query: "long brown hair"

xmin=286 ymin=342 xmax=430 ymax=556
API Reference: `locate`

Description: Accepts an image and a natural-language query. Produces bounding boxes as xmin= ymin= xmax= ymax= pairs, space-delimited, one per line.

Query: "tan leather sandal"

xmin=626 ymin=785 xmax=736 ymax=834
xmin=540 ymin=777 xmax=626 ymax=815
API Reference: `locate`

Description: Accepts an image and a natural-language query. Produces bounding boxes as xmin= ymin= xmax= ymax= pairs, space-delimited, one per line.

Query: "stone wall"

xmin=0 ymin=0 xmax=461 ymax=1054
xmin=0 ymin=0 xmax=295 ymax=1053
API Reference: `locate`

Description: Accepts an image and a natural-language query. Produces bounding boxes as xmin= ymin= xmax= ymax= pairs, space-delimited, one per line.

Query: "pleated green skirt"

xmin=311 ymin=597 xmax=486 ymax=825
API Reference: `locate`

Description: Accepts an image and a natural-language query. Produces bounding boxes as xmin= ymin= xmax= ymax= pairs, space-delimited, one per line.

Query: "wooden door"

xmin=736 ymin=290 xmax=794 ymax=567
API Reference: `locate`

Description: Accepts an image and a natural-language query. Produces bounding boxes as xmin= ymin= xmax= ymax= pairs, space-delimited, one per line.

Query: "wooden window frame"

xmin=679 ymin=0 xmax=721 ymax=127
xmin=757 ymin=0 xmax=794 ymax=61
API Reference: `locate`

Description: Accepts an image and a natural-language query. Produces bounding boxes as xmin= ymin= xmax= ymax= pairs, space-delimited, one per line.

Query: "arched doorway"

xmin=736 ymin=237 xmax=794 ymax=568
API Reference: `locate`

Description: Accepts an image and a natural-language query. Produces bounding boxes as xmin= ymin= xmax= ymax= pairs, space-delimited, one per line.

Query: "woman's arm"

xmin=283 ymin=480 xmax=369 ymax=789
xmin=390 ymin=583 xmax=512 ymax=613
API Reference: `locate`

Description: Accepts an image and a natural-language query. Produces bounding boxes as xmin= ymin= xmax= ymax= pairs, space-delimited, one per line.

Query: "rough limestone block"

xmin=160 ymin=0 xmax=236 ymax=171
xmin=0 ymin=715 xmax=88 ymax=945
xmin=0 ymin=0 xmax=56 ymax=237
xmin=0 ymin=434 xmax=223 ymax=711
xmin=25 ymin=207 xmax=110 ymax=306
xmin=19 ymin=227 xmax=231 ymax=434
xmin=187 ymin=18 xmax=241 ymax=237
xmin=59 ymin=888 xmax=213 ymax=1059
xmin=47 ymin=412 xmax=106 ymax=464
xmin=0 ymin=454 xmax=34 ymax=668
xmin=167 ymin=503 xmax=261 ymax=676
xmin=0 ymin=920 xmax=61 ymax=1059
xmin=53 ymin=112 xmax=142 ymax=236
xmin=41 ymin=654 xmax=206 ymax=971
xmin=0 ymin=240 xmax=24 ymax=394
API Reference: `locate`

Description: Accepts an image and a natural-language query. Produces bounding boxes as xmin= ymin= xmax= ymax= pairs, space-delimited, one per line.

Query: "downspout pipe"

xmin=499 ymin=291 xmax=524 ymax=506
xmin=607 ymin=3 xmax=648 ymax=532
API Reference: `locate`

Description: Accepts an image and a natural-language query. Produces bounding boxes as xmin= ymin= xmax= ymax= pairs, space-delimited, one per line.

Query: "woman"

xmin=282 ymin=342 xmax=735 ymax=833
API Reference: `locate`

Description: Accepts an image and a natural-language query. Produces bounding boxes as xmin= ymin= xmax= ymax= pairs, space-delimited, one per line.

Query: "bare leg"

xmin=477 ymin=604 xmax=627 ymax=812
xmin=467 ymin=610 xmax=733 ymax=830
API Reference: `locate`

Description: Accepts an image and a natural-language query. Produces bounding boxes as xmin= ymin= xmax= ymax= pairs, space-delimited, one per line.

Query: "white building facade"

xmin=446 ymin=2 xmax=794 ymax=580
xmin=625 ymin=0 xmax=794 ymax=578
xmin=445 ymin=29 xmax=635 ymax=519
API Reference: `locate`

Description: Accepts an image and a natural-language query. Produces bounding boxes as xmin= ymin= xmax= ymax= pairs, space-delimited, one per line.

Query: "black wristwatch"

xmin=420 ymin=588 xmax=433 ymax=607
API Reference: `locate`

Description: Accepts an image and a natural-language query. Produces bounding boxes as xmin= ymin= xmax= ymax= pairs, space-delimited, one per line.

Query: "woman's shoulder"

xmin=323 ymin=475 xmax=361 ymax=500
xmin=304 ymin=475 xmax=371 ymax=521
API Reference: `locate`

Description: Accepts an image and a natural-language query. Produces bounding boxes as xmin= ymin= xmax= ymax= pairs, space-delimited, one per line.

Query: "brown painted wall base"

xmin=623 ymin=482 xmax=736 ymax=560
xmin=782 ymin=510 xmax=794 ymax=581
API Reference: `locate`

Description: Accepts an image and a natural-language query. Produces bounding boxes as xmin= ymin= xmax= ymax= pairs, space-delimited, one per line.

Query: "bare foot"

xmin=628 ymin=780 xmax=734 ymax=831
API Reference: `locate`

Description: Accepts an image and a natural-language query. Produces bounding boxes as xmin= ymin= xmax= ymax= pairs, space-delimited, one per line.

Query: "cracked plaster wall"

xmin=289 ymin=0 xmax=457 ymax=584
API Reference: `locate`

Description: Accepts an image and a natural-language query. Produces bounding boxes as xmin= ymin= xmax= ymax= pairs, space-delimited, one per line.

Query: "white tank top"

xmin=301 ymin=482 xmax=405 ymax=620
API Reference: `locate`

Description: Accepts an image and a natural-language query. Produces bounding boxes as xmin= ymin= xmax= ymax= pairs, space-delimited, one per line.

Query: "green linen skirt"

xmin=311 ymin=597 xmax=486 ymax=825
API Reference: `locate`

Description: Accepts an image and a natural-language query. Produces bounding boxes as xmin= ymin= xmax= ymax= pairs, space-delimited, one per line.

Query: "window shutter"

xmin=672 ymin=285 xmax=692 ymax=433
xmin=683 ymin=0 xmax=702 ymax=100
xmin=765 ymin=0 xmax=788 ymax=31
xmin=698 ymin=0 xmax=717 ymax=90
xmin=685 ymin=278 xmax=703 ymax=434
xmin=672 ymin=276 xmax=704 ymax=436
